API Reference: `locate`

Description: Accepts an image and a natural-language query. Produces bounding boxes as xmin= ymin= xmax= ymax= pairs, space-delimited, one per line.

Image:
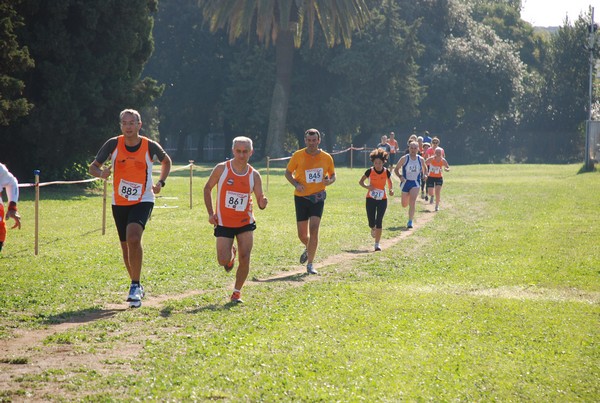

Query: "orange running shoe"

xmin=224 ymin=244 xmax=237 ymax=272
xmin=230 ymin=290 xmax=243 ymax=303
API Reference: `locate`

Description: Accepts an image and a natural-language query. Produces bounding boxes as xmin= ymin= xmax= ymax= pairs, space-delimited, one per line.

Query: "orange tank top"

xmin=216 ymin=160 xmax=255 ymax=228
xmin=428 ymin=158 xmax=445 ymax=178
xmin=365 ymin=167 xmax=390 ymax=200
xmin=111 ymin=136 xmax=154 ymax=206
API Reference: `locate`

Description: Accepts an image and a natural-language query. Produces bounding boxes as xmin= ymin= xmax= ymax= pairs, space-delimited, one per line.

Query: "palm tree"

xmin=200 ymin=0 xmax=370 ymax=158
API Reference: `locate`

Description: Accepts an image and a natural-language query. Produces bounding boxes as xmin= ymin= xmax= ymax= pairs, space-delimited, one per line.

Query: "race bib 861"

xmin=225 ymin=190 xmax=248 ymax=211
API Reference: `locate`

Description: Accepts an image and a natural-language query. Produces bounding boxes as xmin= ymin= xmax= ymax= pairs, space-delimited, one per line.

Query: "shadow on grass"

xmin=40 ymin=307 xmax=126 ymax=326
xmin=250 ymin=272 xmax=308 ymax=283
xmin=166 ymin=303 xmax=244 ymax=317
xmin=341 ymin=249 xmax=371 ymax=254
xmin=158 ymin=300 xmax=247 ymax=317
xmin=387 ymin=226 xmax=411 ymax=232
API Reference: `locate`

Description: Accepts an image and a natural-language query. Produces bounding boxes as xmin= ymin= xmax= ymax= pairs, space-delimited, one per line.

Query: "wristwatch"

xmin=158 ymin=179 xmax=166 ymax=187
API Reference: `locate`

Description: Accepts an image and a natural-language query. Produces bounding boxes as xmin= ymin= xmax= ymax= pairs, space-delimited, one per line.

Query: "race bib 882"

xmin=118 ymin=179 xmax=143 ymax=201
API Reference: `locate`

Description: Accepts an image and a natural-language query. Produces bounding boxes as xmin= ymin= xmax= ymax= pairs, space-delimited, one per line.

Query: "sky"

xmin=520 ymin=0 xmax=597 ymax=26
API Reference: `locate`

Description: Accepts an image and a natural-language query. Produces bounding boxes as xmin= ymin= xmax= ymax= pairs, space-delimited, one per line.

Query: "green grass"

xmin=0 ymin=163 xmax=598 ymax=401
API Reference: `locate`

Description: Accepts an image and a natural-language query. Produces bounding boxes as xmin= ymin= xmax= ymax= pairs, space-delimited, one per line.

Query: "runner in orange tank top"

xmin=204 ymin=136 xmax=268 ymax=303
xmin=89 ymin=109 xmax=171 ymax=308
xmin=359 ymin=149 xmax=394 ymax=251
xmin=425 ymin=147 xmax=450 ymax=211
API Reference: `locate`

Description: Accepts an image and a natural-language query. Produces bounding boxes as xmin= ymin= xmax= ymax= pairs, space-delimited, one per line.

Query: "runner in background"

xmin=359 ymin=149 xmax=394 ymax=251
xmin=387 ymin=132 xmax=399 ymax=169
xmin=425 ymin=147 xmax=450 ymax=211
xmin=394 ymin=141 xmax=428 ymax=229
xmin=421 ymin=142 xmax=431 ymax=200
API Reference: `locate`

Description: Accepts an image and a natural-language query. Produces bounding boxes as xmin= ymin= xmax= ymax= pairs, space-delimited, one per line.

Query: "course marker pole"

xmin=189 ymin=161 xmax=194 ymax=209
xmin=266 ymin=157 xmax=270 ymax=192
xmin=34 ymin=170 xmax=40 ymax=255
xmin=102 ymin=179 xmax=107 ymax=235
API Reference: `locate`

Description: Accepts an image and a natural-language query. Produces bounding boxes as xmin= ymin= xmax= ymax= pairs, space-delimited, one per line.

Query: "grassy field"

xmin=0 ymin=163 xmax=598 ymax=401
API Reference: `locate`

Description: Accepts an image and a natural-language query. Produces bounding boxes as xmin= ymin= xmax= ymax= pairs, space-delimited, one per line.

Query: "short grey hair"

xmin=232 ymin=136 xmax=253 ymax=150
xmin=119 ymin=109 xmax=141 ymax=122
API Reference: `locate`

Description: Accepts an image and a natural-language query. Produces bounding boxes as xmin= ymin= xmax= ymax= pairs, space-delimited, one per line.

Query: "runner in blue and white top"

xmin=394 ymin=141 xmax=428 ymax=229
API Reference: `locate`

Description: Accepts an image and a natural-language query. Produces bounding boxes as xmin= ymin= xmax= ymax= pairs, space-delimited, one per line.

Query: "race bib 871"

xmin=369 ymin=189 xmax=385 ymax=200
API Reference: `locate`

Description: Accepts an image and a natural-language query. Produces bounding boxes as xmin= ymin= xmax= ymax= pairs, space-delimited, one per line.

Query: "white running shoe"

xmin=127 ymin=283 xmax=144 ymax=308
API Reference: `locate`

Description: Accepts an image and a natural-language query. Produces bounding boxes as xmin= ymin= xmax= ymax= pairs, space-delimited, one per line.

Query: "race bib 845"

xmin=305 ymin=168 xmax=323 ymax=183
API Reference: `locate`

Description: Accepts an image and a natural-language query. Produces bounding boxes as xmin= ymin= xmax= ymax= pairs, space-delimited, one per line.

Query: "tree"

xmin=532 ymin=15 xmax=596 ymax=161
xmin=426 ymin=21 xmax=525 ymax=161
xmin=469 ymin=0 xmax=547 ymax=71
xmin=0 ymin=0 xmax=162 ymax=180
xmin=294 ymin=0 xmax=423 ymax=147
xmin=144 ymin=0 xmax=233 ymax=161
xmin=0 ymin=0 xmax=34 ymax=125
xmin=392 ymin=0 xmax=526 ymax=161
xmin=200 ymin=0 xmax=370 ymax=157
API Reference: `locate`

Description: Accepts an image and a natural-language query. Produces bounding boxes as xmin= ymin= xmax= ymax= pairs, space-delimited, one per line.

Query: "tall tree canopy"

xmin=0 ymin=0 xmax=162 ymax=181
xmin=297 ymin=0 xmax=423 ymax=146
xmin=145 ymin=0 xmax=589 ymax=164
xmin=0 ymin=0 xmax=34 ymax=126
xmin=199 ymin=0 xmax=371 ymax=157
xmin=144 ymin=0 xmax=232 ymax=161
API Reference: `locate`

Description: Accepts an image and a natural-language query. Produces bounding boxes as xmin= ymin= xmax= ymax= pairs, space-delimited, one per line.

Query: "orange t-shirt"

xmin=287 ymin=149 xmax=335 ymax=197
xmin=111 ymin=136 xmax=154 ymax=206
xmin=216 ymin=160 xmax=255 ymax=228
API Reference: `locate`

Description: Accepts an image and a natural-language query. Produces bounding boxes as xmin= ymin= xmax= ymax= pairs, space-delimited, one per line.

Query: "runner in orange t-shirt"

xmin=285 ymin=128 xmax=336 ymax=275
xmin=204 ymin=136 xmax=268 ymax=303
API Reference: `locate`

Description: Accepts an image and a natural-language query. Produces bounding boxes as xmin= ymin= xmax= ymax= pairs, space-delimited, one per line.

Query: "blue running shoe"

xmin=407 ymin=220 xmax=413 ymax=229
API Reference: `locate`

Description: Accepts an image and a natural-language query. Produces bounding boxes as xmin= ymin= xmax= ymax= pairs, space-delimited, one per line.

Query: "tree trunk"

xmin=264 ymin=29 xmax=295 ymax=159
